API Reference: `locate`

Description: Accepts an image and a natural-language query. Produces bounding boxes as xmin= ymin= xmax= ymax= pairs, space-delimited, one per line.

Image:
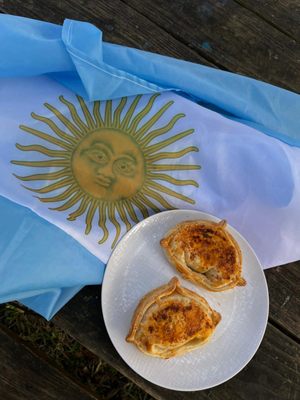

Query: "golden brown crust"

xmin=126 ymin=277 xmax=179 ymax=343
xmin=160 ymin=220 xmax=246 ymax=291
xmin=126 ymin=277 xmax=221 ymax=358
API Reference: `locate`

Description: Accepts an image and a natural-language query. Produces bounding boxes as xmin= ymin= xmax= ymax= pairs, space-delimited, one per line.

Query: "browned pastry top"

xmin=160 ymin=220 xmax=246 ymax=291
xmin=126 ymin=277 xmax=221 ymax=358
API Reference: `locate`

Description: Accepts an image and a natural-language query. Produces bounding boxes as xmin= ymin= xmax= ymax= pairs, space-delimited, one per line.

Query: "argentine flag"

xmin=0 ymin=15 xmax=299 ymax=319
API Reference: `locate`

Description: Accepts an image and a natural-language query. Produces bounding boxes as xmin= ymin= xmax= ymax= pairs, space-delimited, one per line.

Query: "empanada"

xmin=160 ymin=220 xmax=246 ymax=291
xmin=126 ymin=277 xmax=221 ymax=359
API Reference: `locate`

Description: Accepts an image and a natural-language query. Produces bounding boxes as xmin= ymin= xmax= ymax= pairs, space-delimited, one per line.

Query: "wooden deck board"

xmin=0 ymin=324 xmax=99 ymax=400
xmin=123 ymin=0 xmax=300 ymax=92
xmin=235 ymin=0 xmax=300 ymax=39
xmin=267 ymin=262 xmax=300 ymax=341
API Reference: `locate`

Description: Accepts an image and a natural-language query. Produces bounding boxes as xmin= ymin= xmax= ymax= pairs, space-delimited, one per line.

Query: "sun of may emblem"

xmin=12 ymin=93 xmax=200 ymax=247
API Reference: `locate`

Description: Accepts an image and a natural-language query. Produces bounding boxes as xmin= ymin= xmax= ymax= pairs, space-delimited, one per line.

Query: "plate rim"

xmin=101 ymin=209 xmax=269 ymax=391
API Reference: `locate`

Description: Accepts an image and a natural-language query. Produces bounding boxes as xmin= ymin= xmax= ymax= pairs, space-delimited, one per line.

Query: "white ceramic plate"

xmin=102 ymin=210 xmax=269 ymax=391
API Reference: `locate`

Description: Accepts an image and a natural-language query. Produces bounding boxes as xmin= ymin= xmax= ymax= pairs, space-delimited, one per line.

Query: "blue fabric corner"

xmin=0 ymin=195 xmax=104 ymax=319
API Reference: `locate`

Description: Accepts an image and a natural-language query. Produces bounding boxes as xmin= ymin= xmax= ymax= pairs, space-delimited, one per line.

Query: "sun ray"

xmin=93 ymin=101 xmax=104 ymax=127
xmin=123 ymin=200 xmax=139 ymax=223
xmin=44 ymin=102 xmax=83 ymax=138
xmin=143 ymin=187 xmax=174 ymax=209
xmin=137 ymin=192 xmax=161 ymax=213
xmin=50 ymin=192 xmax=84 ymax=211
xmin=31 ymin=112 xmax=80 ymax=143
xmin=144 ymin=129 xmax=195 ymax=155
xmin=133 ymin=101 xmax=174 ymax=140
xmin=148 ymin=163 xmax=201 ymax=171
xmin=147 ymin=181 xmax=195 ymax=204
xmin=85 ymin=200 xmax=97 ymax=234
xmin=147 ymin=173 xmax=199 ymax=187
xmin=13 ymin=168 xmax=70 ymax=182
xmin=147 ymin=147 xmax=198 ymax=162
xmin=98 ymin=203 xmax=109 ymax=244
xmin=113 ymin=97 xmax=127 ymax=127
xmin=38 ymin=184 xmax=78 ymax=203
xmin=19 ymin=125 xmax=72 ymax=150
xmin=15 ymin=143 xmax=69 ymax=158
xmin=59 ymin=96 xmax=88 ymax=134
xmin=22 ymin=177 xmax=74 ymax=194
xmin=67 ymin=197 xmax=90 ymax=221
xmin=11 ymin=159 xmax=69 ymax=168
xmin=116 ymin=202 xmax=132 ymax=232
xmin=104 ymin=100 xmax=113 ymax=127
xmin=139 ymin=113 xmax=185 ymax=147
xmin=108 ymin=203 xmax=121 ymax=248
xmin=105 ymin=101 xmax=112 ymax=127
xmin=76 ymin=95 xmax=96 ymax=130
xmin=127 ymin=93 xmax=160 ymax=135
xmin=131 ymin=197 xmax=150 ymax=219
xmin=120 ymin=95 xmax=142 ymax=130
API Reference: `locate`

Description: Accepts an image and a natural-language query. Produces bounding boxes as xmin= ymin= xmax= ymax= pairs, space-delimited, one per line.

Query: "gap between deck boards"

xmin=233 ymin=0 xmax=299 ymax=41
xmin=269 ymin=317 xmax=300 ymax=346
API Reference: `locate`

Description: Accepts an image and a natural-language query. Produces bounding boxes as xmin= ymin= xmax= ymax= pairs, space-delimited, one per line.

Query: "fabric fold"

xmin=0 ymin=14 xmax=299 ymax=320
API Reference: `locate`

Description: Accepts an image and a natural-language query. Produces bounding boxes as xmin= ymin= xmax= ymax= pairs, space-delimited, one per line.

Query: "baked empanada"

xmin=160 ymin=220 xmax=246 ymax=291
xmin=126 ymin=277 xmax=221 ymax=359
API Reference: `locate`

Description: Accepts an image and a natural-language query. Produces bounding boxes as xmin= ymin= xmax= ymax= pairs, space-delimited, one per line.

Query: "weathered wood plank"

xmin=123 ymin=0 xmax=300 ymax=92
xmin=235 ymin=0 xmax=300 ymax=39
xmin=0 ymin=0 xmax=213 ymax=66
xmin=207 ymin=322 xmax=300 ymax=400
xmin=53 ymin=279 xmax=300 ymax=400
xmin=266 ymin=262 xmax=300 ymax=340
xmin=0 ymin=324 xmax=99 ymax=400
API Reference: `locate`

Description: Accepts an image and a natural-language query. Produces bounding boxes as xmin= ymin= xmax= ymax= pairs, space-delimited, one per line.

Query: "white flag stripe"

xmin=1 ymin=76 xmax=300 ymax=268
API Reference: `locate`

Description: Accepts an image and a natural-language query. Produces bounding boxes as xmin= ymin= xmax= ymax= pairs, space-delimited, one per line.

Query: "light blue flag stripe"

xmin=0 ymin=15 xmax=299 ymax=147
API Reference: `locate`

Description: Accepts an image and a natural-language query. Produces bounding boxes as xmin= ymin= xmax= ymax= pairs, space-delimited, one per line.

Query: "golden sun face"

xmin=11 ymin=93 xmax=200 ymax=248
xmin=72 ymin=129 xmax=145 ymax=201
